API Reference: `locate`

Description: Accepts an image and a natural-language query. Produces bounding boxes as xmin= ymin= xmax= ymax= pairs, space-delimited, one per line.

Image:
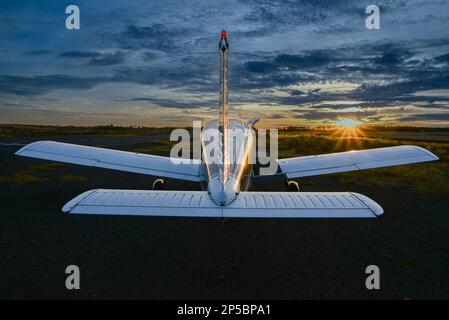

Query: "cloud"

xmin=87 ymin=51 xmax=126 ymax=66
xmin=24 ymin=49 xmax=51 ymax=56
xmin=399 ymin=113 xmax=449 ymax=121
xmin=372 ymin=44 xmax=411 ymax=67
xmin=116 ymin=24 xmax=182 ymax=51
xmin=244 ymin=51 xmax=332 ymax=74
xmin=296 ymin=109 xmax=377 ymax=121
xmin=0 ymin=74 xmax=107 ymax=95
xmin=124 ymin=24 xmax=176 ymax=39
xmin=435 ymin=53 xmax=449 ymax=63
xmin=350 ymin=74 xmax=449 ymax=101
xmin=142 ymin=51 xmax=157 ymax=61
xmin=0 ymin=0 xmax=449 ymax=125
xmin=245 ymin=61 xmax=273 ymax=73
xmin=58 ymin=50 xmax=126 ymax=66
xmin=59 ymin=51 xmax=102 ymax=58
xmin=0 ymin=101 xmax=136 ymax=126
xmin=123 ymin=97 xmax=212 ymax=109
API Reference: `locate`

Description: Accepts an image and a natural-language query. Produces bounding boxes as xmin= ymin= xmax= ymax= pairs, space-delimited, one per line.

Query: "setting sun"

xmin=331 ymin=119 xmax=367 ymax=150
xmin=334 ymin=118 xmax=363 ymax=127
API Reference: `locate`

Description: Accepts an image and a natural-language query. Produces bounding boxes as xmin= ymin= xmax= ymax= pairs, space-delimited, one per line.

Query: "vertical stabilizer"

xmin=218 ymin=30 xmax=230 ymax=183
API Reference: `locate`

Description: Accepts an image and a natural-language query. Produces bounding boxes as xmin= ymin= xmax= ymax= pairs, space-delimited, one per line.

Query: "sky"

xmin=1 ymin=0 xmax=449 ymax=127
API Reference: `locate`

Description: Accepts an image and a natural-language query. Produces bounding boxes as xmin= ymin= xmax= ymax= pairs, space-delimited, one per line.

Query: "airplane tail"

xmin=218 ymin=30 xmax=230 ymax=183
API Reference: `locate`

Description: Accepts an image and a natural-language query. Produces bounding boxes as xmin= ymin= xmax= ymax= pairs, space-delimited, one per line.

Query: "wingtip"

xmin=62 ymin=189 xmax=99 ymax=213
xmin=14 ymin=140 xmax=53 ymax=156
xmin=405 ymin=145 xmax=439 ymax=161
xmin=420 ymin=146 xmax=439 ymax=161
xmin=350 ymin=192 xmax=384 ymax=217
xmin=14 ymin=144 xmax=29 ymax=156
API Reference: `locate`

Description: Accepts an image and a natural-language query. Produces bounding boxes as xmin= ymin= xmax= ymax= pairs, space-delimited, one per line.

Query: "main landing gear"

xmin=152 ymin=178 xmax=165 ymax=190
xmin=287 ymin=180 xmax=300 ymax=192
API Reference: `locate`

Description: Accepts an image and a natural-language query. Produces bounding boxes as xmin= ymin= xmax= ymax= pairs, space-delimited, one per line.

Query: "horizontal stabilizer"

xmin=278 ymin=145 xmax=438 ymax=178
xmin=62 ymin=189 xmax=383 ymax=218
xmin=15 ymin=141 xmax=206 ymax=181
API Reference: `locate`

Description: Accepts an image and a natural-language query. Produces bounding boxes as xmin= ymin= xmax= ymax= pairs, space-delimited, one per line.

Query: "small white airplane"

xmin=16 ymin=31 xmax=438 ymax=218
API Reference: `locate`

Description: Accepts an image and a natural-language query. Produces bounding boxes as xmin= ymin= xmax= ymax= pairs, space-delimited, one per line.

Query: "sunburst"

xmin=331 ymin=119 xmax=366 ymax=151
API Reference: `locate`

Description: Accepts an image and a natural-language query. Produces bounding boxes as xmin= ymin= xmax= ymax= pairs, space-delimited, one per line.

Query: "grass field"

xmin=277 ymin=127 xmax=449 ymax=196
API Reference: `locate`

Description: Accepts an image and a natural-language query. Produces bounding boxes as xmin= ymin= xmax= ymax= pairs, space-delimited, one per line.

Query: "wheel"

xmin=152 ymin=178 xmax=165 ymax=190
xmin=287 ymin=180 xmax=299 ymax=191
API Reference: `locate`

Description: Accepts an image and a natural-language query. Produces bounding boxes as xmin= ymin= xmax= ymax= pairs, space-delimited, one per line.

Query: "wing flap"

xmin=15 ymin=140 xmax=206 ymax=181
xmin=278 ymin=145 xmax=438 ymax=178
xmin=62 ymin=189 xmax=382 ymax=218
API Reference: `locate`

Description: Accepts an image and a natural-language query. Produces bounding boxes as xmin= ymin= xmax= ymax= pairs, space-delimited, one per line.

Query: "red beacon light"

xmin=219 ymin=30 xmax=229 ymax=51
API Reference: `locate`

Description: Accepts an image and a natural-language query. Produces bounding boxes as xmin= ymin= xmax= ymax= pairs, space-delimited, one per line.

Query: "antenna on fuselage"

xmin=218 ymin=30 xmax=229 ymax=183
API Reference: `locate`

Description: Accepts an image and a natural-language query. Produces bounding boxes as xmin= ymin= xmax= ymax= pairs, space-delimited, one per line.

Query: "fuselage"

xmin=201 ymin=119 xmax=254 ymax=206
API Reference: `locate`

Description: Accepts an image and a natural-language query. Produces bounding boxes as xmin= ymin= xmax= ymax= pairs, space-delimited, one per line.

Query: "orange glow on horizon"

xmin=331 ymin=121 xmax=366 ymax=151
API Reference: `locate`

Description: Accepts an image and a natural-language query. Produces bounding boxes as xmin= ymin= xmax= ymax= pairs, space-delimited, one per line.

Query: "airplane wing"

xmin=277 ymin=145 xmax=438 ymax=179
xmin=15 ymin=140 xmax=206 ymax=182
xmin=62 ymin=189 xmax=383 ymax=218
